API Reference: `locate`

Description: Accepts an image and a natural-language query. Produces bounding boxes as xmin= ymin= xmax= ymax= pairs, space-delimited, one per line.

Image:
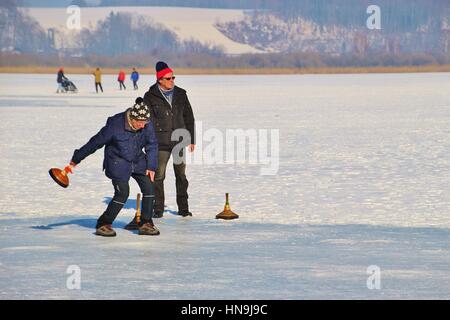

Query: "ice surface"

xmin=1 ymin=73 xmax=450 ymax=299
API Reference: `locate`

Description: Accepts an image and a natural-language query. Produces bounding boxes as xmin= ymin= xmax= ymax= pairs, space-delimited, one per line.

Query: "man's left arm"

xmin=183 ymin=94 xmax=195 ymax=151
xmin=144 ymin=122 xmax=159 ymax=180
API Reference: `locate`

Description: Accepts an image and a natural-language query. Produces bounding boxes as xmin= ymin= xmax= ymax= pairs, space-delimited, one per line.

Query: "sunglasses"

xmin=162 ymin=76 xmax=176 ymax=81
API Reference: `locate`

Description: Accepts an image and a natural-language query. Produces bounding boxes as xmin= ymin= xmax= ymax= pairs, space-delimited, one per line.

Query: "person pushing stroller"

xmin=56 ymin=67 xmax=68 ymax=93
xmin=56 ymin=67 xmax=78 ymax=93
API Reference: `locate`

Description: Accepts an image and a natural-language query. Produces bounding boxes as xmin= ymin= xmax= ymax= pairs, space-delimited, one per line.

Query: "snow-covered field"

xmin=22 ymin=6 xmax=261 ymax=54
xmin=1 ymin=72 xmax=450 ymax=299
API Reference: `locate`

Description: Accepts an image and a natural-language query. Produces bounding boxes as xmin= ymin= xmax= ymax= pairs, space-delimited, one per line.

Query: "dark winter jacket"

xmin=143 ymin=84 xmax=195 ymax=152
xmin=71 ymin=110 xmax=158 ymax=182
xmin=57 ymin=70 xmax=67 ymax=83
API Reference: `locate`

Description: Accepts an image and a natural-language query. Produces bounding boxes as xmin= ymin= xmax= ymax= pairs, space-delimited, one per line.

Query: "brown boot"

xmin=138 ymin=222 xmax=160 ymax=236
xmin=95 ymin=224 xmax=116 ymax=237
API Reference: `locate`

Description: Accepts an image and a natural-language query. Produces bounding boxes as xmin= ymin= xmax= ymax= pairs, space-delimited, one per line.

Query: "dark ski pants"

xmin=133 ymin=80 xmax=138 ymax=90
xmin=96 ymin=173 xmax=155 ymax=228
xmin=119 ymin=80 xmax=126 ymax=90
xmin=95 ymin=82 xmax=103 ymax=93
xmin=154 ymin=150 xmax=189 ymax=213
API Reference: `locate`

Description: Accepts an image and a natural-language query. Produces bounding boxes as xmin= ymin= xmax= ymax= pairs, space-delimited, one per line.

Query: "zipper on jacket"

xmin=131 ymin=133 xmax=139 ymax=174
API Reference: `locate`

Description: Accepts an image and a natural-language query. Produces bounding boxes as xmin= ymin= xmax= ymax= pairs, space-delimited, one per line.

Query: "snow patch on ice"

xmin=319 ymin=239 xmax=357 ymax=245
xmin=0 ymin=245 xmax=59 ymax=252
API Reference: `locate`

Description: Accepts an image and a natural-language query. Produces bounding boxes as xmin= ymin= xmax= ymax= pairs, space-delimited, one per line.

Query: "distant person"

xmin=68 ymin=97 xmax=159 ymax=237
xmin=118 ymin=70 xmax=126 ymax=90
xmin=93 ymin=67 xmax=103 ymax=93
xmin=131 ymin=68 xmax=139 ymax=90
xmin=56 ymin=67 xmax=68 ymax=93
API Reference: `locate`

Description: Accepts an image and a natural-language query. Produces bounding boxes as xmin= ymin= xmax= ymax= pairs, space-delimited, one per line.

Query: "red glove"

xmin=64 ymin=161 xmax=77 ymax=174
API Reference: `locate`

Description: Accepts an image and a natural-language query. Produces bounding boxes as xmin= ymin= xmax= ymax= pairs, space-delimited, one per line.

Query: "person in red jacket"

xmin=118 ymin=70 xmax=126 ymax=90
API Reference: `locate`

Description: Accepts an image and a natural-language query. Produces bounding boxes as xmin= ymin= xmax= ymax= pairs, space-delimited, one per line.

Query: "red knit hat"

xmin=156 ymin=61 xmax=173 ymax=80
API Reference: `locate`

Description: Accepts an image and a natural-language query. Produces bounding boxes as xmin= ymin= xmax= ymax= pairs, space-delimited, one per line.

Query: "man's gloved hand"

xmin=65 ymin=161 xmax=77 ymax=174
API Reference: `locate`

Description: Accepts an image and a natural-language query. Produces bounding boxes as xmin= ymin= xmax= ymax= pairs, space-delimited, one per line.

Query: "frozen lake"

xmin=0 ymin=72 xmax=450 ymax=299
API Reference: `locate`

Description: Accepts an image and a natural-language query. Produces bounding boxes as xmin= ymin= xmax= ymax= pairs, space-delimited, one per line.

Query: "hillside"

xmin=21 ymin=6 xmax=263 ymax=55
xmin=216 ymin=11 xmax=450 ymax=55
xmin=19 ymin=2 xmax=450 ymax=56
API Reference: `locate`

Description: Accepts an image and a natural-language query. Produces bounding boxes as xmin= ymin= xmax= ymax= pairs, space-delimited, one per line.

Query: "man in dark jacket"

xmin=142 ymin=61 xmax=195 ymax=218
xmin=68 ymin=97 xmax=160 ymax=237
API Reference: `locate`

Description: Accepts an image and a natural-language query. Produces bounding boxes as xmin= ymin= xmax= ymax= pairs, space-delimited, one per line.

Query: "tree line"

xmin=1 ymin=1 xmax=223 ymax=56
xmin=76 ymin=12 xmax=224 ymax=57
xmin=0 ymin=0 xmax=49 ymax=53
xmin=2 ymin=50 xmax=448 ymax=69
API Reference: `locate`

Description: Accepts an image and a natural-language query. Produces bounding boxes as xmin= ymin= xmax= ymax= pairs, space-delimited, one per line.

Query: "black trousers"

xmin=133 ymin=80 xmax=138 ymax=90
xmin=154 ymin=150 xmax=189 ymax=213
xmin=97 ymin=173 xmax=154 ymax=228
xmin=119 ymin=80 xmax=126 ymax=90
xmin=95 ymin=82 xmax=103 ymax=93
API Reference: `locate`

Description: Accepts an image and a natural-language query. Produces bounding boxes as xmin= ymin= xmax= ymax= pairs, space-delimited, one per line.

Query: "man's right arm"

xmin=71 ymin=118 xmax=114 ymax=165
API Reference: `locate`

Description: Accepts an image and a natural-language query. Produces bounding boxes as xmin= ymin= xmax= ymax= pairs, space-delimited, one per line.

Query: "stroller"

xmin=61 ymin=79 xmax=78 ymax=93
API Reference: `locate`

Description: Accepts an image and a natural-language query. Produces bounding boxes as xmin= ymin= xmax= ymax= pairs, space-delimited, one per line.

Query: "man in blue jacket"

xmin=131 ymin=68 xmax=139 ymax=90
xmin=68 ymin=97 xmax=160 ymax=237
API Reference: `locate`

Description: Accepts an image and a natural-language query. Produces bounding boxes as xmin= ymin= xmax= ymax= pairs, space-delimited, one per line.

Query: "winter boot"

xmin=153 ymin=211 xmax=164 ymax=218
xmin=138 ymin=222 xmax=160 ymax=236
xmin=178 ymin=210 xmax=192 ymax=217
xmin=95 ymin=224 xmax=116 ymax=237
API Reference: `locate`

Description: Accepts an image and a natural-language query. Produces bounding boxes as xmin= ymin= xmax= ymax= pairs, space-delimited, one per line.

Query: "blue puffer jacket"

xmin=71 ymin=110 xmax=158 ymax=182
xmin=131 ymin=71 xmax=139 ymax=81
